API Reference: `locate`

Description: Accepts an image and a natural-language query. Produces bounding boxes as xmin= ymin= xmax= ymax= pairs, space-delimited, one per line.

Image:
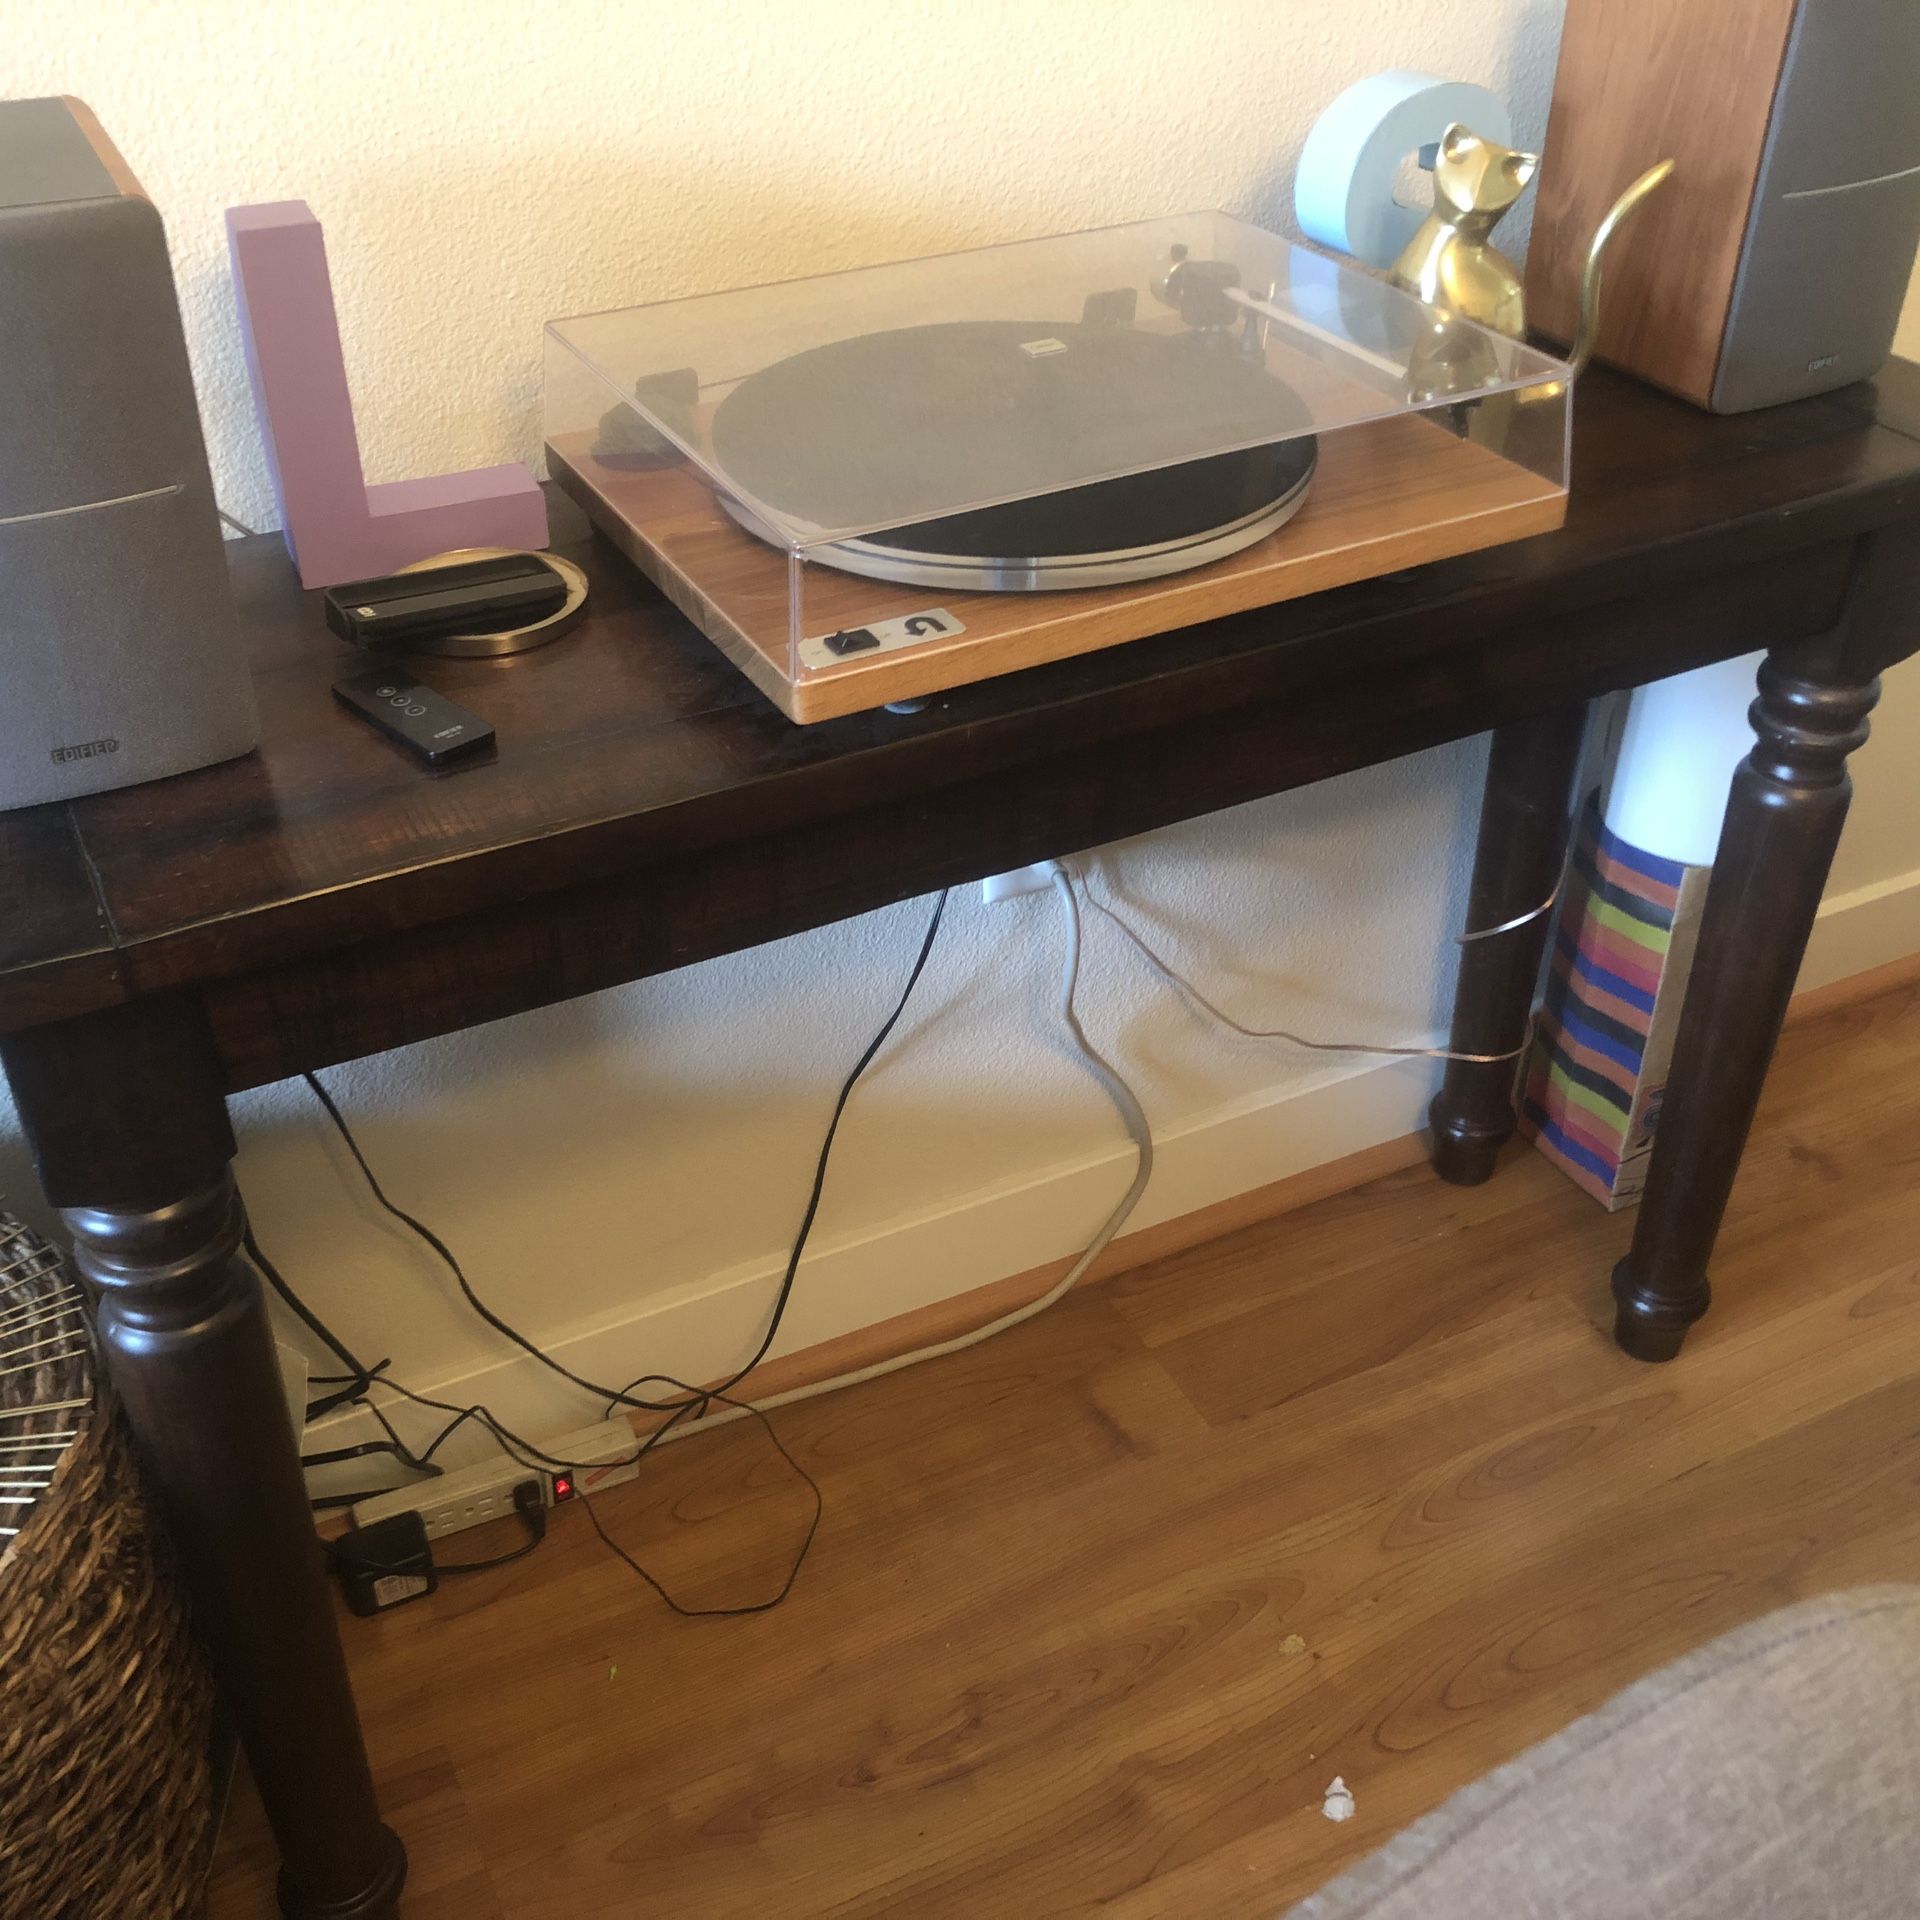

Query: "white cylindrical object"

xmin=1294 ymin=70 xmax=1513 ymax=269
xmin=1603 ymin=652 xmax=1766 ymax=868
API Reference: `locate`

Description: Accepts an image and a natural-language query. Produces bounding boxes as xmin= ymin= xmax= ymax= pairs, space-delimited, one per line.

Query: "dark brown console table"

xmin=3 ymin=364 xmax=1918 ymax=1916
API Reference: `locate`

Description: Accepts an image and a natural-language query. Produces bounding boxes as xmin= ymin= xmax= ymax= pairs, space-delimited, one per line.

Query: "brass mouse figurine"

xmin=1393 ymin=124 xmax=1539 ymax=336
xmin=1391 ymin=122 xmax=1673 ymax=407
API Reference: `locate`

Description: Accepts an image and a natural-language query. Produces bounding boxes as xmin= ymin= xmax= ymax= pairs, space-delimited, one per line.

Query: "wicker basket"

xmin=0 ymin=1208 xmax=218 ymax=1919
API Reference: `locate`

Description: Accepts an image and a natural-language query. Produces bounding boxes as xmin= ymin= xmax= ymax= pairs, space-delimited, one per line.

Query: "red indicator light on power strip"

xmin=551 ymin=1473 xmax=575 ymax=1502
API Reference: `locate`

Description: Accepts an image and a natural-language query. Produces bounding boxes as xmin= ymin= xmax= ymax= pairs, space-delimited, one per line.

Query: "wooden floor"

xmin=210 ymin=976 xmax=1920 ymax=1918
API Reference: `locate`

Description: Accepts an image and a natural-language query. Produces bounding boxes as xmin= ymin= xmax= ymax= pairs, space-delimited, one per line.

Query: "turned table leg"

xmin=1610 ymin=648 xmax=1879 ymax=1360
xmin=1429 ymin=701 xmax=1590 ymax=1185
xmin=0 ymin=1000 xmax=406 ymax=1918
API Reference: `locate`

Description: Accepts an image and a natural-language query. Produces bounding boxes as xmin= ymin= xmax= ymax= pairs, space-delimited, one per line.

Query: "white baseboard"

xmin=305 ymin=1050 xmax=1444 ymax=1484
xmin=1800 ymin=864 xmax=1920 ymax=992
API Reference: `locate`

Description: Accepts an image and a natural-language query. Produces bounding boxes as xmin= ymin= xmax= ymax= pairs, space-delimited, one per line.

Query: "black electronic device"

xmin=331 ymin=666 xmax=496 ymax=767
xmin=323 ymin=552 xmax=569 ymax=650
xmin=331 ymin=1510 xmax=438 ymax=1616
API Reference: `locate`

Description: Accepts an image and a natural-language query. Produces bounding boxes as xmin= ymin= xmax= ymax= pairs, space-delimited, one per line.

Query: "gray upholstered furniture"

xmin=1288 ymin=1586 xmax=1920 ymax=1919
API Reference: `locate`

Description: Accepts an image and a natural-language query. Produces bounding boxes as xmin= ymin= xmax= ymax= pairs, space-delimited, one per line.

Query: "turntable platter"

xmin=711 ymin=319 xmax=1317 ymax=591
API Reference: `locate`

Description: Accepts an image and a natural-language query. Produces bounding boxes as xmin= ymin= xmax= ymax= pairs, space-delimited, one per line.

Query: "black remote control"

xmin=331 ymin=666 xmax=495 ymax=766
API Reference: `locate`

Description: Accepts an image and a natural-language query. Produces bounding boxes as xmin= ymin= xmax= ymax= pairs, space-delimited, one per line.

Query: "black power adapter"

xmin=332 ymin=1510 xmax=437 ymax=1617
xmin=331 ymin=1480 xmax=546 ymax=1615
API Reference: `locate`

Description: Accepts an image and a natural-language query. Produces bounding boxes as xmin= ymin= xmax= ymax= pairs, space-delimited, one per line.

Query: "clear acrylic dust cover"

xmin=544 ymin=210 xmax=1570 ymax=714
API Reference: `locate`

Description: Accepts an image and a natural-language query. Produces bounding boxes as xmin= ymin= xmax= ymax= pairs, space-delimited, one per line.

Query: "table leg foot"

xmin=1610 ymin=1258 xmax=1709 ymax=1362
xmin=276 ymin=1827 xmax=408 ymax=1920
xmin=1427 ymin=1105 xmax=1506 ymax=1187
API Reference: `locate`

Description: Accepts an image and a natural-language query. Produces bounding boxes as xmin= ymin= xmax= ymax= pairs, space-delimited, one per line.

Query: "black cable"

xmin=298 ymin=1071 xmax=685 ymax=1412
xmin=282 ymin=1265 xmax=816 ymax=1602
xmin=297 ymin=1383 xmax=491 ymax=1508
xmin=370 ymin=1368 xmax=736 ymax=1491
xmin=304 ymin=1377 xmax=377 ymax=1422
xmin=245 ymin=1221 xmax=447 ymax=1488
xmin=309 ymin=1340 xmax=822 ymax=1613
xmin=368 ymin=1367 xmax=822 ymax=1613
xmin=434 ymin=1485 xmax=547 ymax=1575
xmin=244 ymin=1219 xmax=378 ymax=1407
xmin=325 ymin=1481 xmax=547 ymax=1579
xmin=276 ymin=887 xmax=944 ymax=1610
xmin=309 ymin=1370 xmax=487 ymax=1463
xmin=702 ymin=885 xmax=950 ymax=1402
xmin=603 ymin=885 xmax=953 ymax=1416
xmin=574 ymin=1388 xmax=822 ymax=1618
xmin=304 ymin=887 xmax=951 ymax=1423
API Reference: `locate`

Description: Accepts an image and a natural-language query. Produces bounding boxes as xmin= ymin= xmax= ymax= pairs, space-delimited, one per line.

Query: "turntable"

xmin=546 ymin=213 xmax=1570 ymax=722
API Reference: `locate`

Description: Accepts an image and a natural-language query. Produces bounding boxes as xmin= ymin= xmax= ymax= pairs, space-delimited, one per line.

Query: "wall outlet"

xmin=981 ymin=861 xmax=1061 ymax=906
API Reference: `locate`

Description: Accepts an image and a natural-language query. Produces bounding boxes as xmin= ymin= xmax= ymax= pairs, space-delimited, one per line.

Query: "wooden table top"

xmin=7 ymin=362 xmax=1920 ymax=1058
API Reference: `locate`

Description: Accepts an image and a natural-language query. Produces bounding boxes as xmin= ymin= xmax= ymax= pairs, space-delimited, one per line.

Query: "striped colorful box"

xmin=1519 ymin=797 xmax=1712 ymax=1209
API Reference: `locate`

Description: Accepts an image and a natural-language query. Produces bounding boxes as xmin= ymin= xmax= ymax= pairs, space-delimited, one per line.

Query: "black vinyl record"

xmin=711 ymin=319 xmax=1317 ymax=589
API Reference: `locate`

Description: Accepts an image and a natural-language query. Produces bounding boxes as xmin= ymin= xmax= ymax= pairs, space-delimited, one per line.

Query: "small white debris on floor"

xmin=1280 ymin=1633 xmax=1308 ymax=1656
xmin=1322 ymin=1776 xmax=1356 ymax=1823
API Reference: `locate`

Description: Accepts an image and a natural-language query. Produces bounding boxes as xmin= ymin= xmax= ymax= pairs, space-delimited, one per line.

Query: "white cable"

xmin=1079 ymin=873 xmax=1536 ymax=1065
xmin=1455 ymin=861 xmax=1567 ymax=944
xmin=584 ymin=865 xmax=1154 ymax=1451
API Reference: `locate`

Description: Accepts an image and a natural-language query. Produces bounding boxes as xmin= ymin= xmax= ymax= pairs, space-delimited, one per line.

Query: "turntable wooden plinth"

xmin=548 ymin=410 xmax=1565 ymax=723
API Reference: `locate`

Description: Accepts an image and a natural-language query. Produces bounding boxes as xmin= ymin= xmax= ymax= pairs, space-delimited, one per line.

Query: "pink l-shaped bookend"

xmin=227 ymin=201 xmax=548 ymax=588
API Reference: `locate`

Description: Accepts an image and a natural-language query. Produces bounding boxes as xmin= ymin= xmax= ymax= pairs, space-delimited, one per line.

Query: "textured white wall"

xmin=4 ymin=2 xmax=1915 ymax=1455
xmin=14 ymin=0 xmax=1563 ymax=526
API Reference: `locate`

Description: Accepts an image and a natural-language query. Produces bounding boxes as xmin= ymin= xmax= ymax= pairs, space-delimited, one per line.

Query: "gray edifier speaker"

xmin=1 ymin=96 xmax=256 ymax=811
xmin=1527 ymin=0 xmax=1920 ymax=415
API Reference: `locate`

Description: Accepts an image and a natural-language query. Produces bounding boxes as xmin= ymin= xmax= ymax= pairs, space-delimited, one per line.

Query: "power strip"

xmin=349 ymin=1415 xmax=642 ymax=1542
